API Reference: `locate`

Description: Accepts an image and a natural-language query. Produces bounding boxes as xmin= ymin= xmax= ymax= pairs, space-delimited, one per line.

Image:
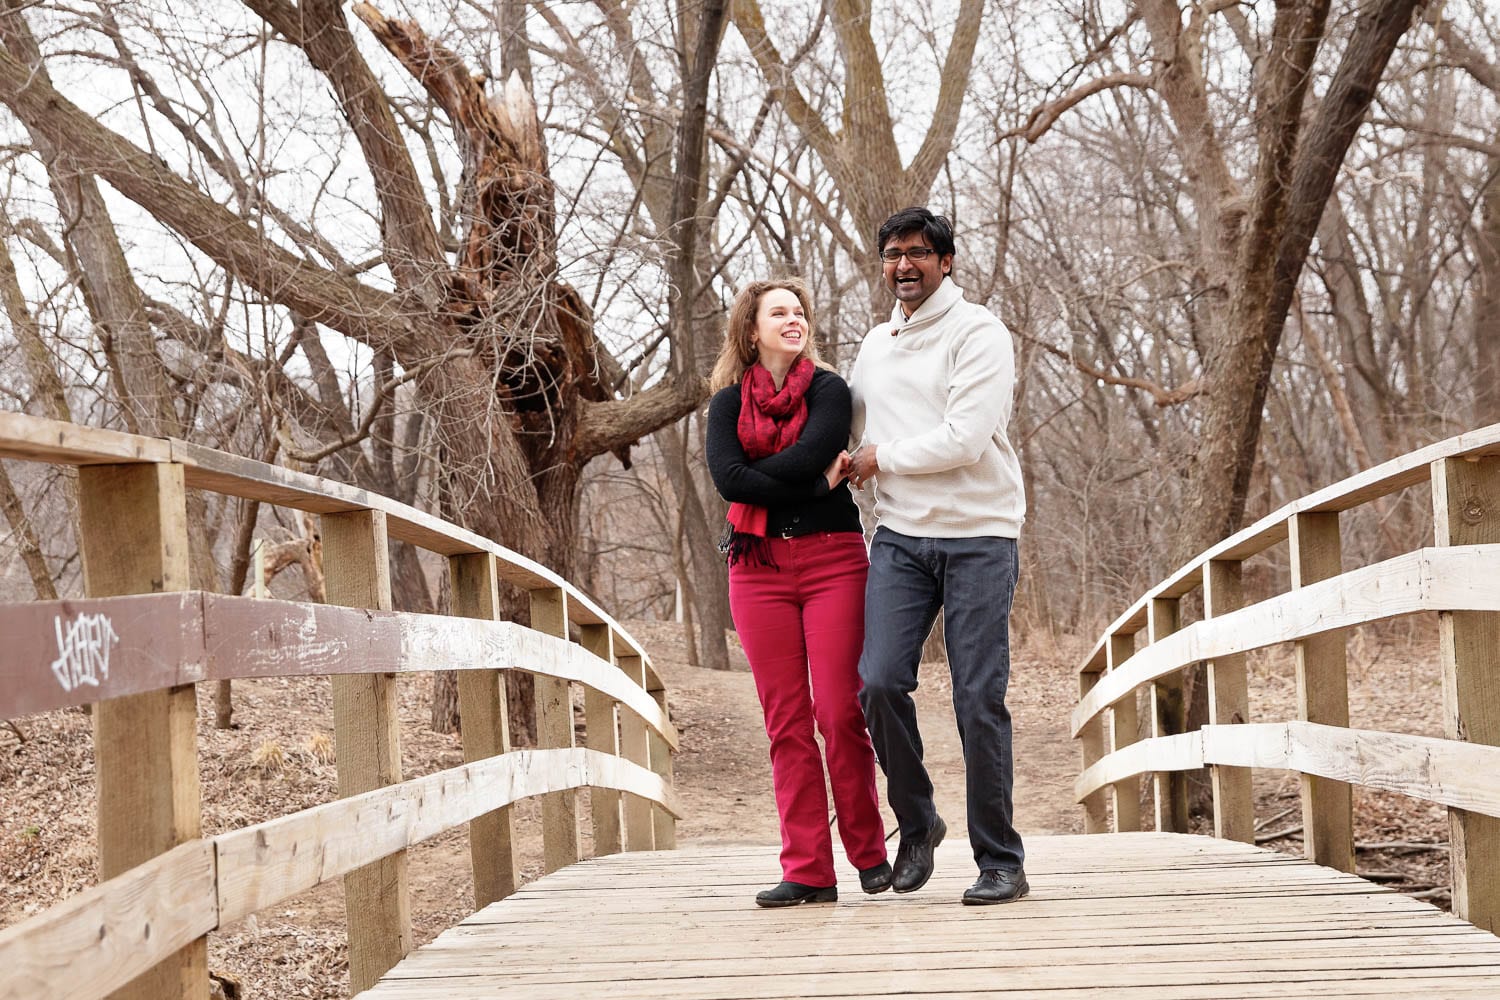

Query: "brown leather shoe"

xmin=962 ymin=868 xmax=1029 ymax=905
xmin=891 ymin=816 xmax=946 ymax=893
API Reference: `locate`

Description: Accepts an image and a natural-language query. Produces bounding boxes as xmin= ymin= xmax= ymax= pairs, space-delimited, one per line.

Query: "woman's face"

xmin=751 ymin=288 xmax=808 ymax=366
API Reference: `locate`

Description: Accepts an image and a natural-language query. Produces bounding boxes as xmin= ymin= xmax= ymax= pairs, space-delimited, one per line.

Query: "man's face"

xmin=881 ymin=230 xmax=953 ymax=315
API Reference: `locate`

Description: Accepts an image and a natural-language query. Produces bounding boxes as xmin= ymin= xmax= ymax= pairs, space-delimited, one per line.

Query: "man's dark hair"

xmin=877 ymin=207 xmax=956 ymax=258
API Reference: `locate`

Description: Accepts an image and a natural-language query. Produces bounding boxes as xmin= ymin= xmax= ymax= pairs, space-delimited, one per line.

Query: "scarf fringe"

xmin=719 ymin=526 xmax=779 ymax=569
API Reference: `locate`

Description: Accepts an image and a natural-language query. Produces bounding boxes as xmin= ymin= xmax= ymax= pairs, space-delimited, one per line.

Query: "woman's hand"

xmin=824 ymin=450 xmax=852 ymax=490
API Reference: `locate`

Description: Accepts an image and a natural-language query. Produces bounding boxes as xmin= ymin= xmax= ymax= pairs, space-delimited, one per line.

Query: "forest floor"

xmin=0 ymin=618 xmax=1452 ymax=999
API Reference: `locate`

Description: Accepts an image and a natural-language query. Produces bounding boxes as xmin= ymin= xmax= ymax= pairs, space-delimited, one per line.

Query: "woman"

xmin=706 ymin=278 xmax=890 ymax=907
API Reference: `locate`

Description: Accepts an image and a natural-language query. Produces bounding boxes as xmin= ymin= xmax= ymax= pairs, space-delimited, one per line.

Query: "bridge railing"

xmin=0 ymin=411 xmax=679 ymax=999
xmin=1073 ymin=423 xmax=1500 ymax=932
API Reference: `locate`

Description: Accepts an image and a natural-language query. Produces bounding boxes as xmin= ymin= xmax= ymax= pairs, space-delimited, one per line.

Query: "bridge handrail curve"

xmin=0 ymin=410 xmax=663 ymax=690
xmin=1075 ymin=421 xmax=1500 ymax=676
xmin=1071 ymin=421 xmax=1500 ymax=934
xmin=0 ymin=410 xmax=679 ymax=999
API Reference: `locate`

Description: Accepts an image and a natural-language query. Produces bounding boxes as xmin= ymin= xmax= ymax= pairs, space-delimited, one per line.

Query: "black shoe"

xmin=858 ymin=860 xmax=892 ymax=894
xmin=755 ymin=881 xmax=838 ymax=907
xmin=891 ymin=816 xmax=946 ymax=894
xmin=962 ymin=868 xmax=1029 ymax=905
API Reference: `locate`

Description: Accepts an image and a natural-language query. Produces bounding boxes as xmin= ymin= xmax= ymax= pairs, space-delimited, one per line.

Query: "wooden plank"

xmin=1076 ymin=732 xmax=1204 ymax=802
xmin=200 ymin=596 xmax=677 ymax=747
xmin=1074 ymin=423 xmax=1500 ymax=681
xmin=1082 ymin=720 xmax=1500 ymax=820
xmin=449 ymin=552 xmax=518 ymax=908
xmin=214 ymin=748 xmax=677 ymax=924
xmin=0 ymin=416 xmax=658 ymax=684
xmin=1107 ymin=632 xmax=1140 ymax=832
xmin=1078 ymin=669 xmax=1108 ymax=833
xmin=0 ymin=410 xmax=170 ymax=466
xmin=0 ymin=841 xmax=216 ymax=1000
xmin=531 ymin=587 xmax=581 ymax=874
xmin=1073 ymin=545 xmax=1500 ymax=736
xmin=78 ymin=462 xmax=205 ymax=1000
xmin=1148 ymin=597 xmax=1188 ymax=833
xmin=580 ymin=623 xmax=623 ymax=856
xmin=617 ymin=651 xmax=655 ymax=851
xmin=0 ymin=593 xmax=205 ymax=717
xmin=362 ymin=835 xmax=1500 ymax=999
xmin=1290 ymin=512 xmax=1354 ymax=873
xmin=168 ymin=438 xmax=658 ymax=667
xmin=1434 ymin=456 xmax=1500 ymax=932
xmin=323 ymin=508 xmax=411 ymax=994
xmin=1202 ymin=722 xmax=1500 ymax=816
xmin=1204 ymin=558 xmax=1252 ymax=844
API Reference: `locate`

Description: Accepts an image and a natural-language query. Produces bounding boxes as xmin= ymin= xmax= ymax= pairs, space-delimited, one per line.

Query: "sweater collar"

xmin=888 ymin=276 xmax=963 ymax=330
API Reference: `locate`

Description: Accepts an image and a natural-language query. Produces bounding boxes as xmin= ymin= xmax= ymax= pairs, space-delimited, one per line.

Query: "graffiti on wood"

xmin=50 ymin=612 xmax=119 ymax=692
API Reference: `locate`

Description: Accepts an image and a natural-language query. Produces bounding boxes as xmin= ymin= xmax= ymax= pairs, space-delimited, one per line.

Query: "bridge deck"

xmin=362 ymin=832 xmax=1500 ymax=999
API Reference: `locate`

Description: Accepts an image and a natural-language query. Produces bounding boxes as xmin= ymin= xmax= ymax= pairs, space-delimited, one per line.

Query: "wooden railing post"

xmin=1106 ymin=632 xmax=1140 ymax=832
xmin=531 ymin=587 xmax=581 ymax=873
xmin=1204 ymin=558 xmax=1253 ymax=843
xmin=580 ymin=624 xmax=623 ymax=856
xmin=647 ymin=677 xmax=676 ymax=849
xmin=1078 ymin=667 xmax=1109 ymax=833
xmin=1289 ymin=511 xmax=1354 ymax=872
xmin=1433 ymin=455 xmax=1500 ymax=930
xmin=616 ymin=646 xmax=655 ymax=851
xmin=1149 ymin=598 xmax=1189 ymax=833
xmin=323 ymin=509 xmax=411 ymax=992
xmin=78 ymin=463 xmax=205 ymax=1000
xmin=450 ymin=552 xmax=518 ymax=906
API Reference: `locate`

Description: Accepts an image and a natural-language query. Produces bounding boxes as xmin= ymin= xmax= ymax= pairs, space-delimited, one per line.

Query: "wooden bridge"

xmin=4 ymin=411 xmax=1500 ymax=999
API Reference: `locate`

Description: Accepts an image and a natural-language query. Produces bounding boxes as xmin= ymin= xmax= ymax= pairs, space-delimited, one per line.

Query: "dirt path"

xmin=632 ymin=620 xmax=1085 ymax=873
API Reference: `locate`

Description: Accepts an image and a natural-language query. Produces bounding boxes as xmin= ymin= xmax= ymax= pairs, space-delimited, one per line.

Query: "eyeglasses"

xmin=879 ymin=247 xmax=940 ymax=263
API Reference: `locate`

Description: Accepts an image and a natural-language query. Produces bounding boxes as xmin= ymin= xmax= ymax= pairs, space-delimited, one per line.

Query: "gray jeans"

xmin=857 ymin=526 xmax=1025 ymax=872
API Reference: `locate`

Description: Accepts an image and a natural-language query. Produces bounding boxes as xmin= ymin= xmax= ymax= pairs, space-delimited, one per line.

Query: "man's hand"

xmin=848 ymin=445 xmax=880 ymax=490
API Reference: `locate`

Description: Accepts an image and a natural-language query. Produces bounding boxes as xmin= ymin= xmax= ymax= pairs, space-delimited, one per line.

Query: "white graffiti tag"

xmin=50 ymin=613 xmax=119 ymax=693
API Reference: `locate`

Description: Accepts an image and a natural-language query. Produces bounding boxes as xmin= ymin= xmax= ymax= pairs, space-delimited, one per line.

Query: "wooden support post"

xmin=1078 ymin=669 xmax=1109 ymax=834
xmin=1290 ymin=511 xmax=1354 ymax=873
xmin=450 ymin=552 xmax=518 ymax=907
xmin=531 ymin=587 xmax=581 ymax=873
xmin=1204 ymin=559 xmax=1253 ymax=843
xmin=323 ymin=509 xmax=410 ymax=993
xmin=647 ymin=680 xmax=676 ymax=849
xmin=1106 ymin=632 xmax=1140 ymax=832
xmin=78 ymin=463 xmax=205 ymax=1000
xmin=1434 ymin=455 xmax=1500 ymax=931
xmin=1149 ymin=598 xmax=1189 ymax=833
xmin=580 ymin=624 xmax=623 ymax=856
xmin=617 ymin=647 xmax=655 ymax=851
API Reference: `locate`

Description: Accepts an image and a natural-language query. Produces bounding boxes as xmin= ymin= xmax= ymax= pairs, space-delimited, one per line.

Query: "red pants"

xmin=729 ymin=531 xmax=887 ymax=886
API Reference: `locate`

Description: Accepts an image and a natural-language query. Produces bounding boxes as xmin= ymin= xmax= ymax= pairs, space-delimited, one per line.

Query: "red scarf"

xmin=727 ymin=358 xmax=814 ymax=540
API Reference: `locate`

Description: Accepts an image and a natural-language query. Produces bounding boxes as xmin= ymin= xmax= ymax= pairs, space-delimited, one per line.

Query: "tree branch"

xmin=280 ymin=347 xmax=472 ymax=464
xmin=0 ymin=44 xmax=415 ymax=351
xmin=247 ymin=0 xmax=448 ymax=309
xmin=908 ymin=0 xmax=985 ymax=190
xmin=1017 ymin=326 xmax=1206 ymax=407
xmin=1000 ymin=73 xmax=1155 ymax=144
xmin=575 ymin=372 xmax=707 ymax=461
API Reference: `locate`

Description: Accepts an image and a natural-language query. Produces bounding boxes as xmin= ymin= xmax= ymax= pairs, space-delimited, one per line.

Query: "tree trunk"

xmin=659 ymin=419 xmax=733 ymax=671
xmin=1474 ymin=153 xmax=1500 ymax=427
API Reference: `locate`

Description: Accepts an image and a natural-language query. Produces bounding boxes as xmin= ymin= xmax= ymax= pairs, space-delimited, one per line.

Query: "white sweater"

xmin=849 ymin=278 xmax=1025 ymax=539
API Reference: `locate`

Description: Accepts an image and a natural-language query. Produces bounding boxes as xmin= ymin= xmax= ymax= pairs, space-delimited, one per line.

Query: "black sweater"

xmin=706 ymin=367 xmax=863 ymax=538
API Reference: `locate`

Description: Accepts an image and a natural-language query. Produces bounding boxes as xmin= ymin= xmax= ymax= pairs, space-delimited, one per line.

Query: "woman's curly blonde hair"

xmin=709 ymin=278 xmax=829 ymax=392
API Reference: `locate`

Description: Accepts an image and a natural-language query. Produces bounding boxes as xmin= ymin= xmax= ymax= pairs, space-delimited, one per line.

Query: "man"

xmin=847 ymin=206 xmax=1028 ymax=905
